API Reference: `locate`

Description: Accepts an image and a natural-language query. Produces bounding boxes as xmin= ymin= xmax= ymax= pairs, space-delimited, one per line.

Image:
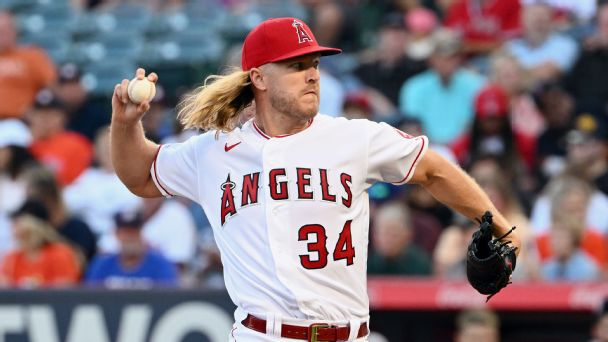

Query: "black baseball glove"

xmin=466 ymin=211 xmax=517 ymax=301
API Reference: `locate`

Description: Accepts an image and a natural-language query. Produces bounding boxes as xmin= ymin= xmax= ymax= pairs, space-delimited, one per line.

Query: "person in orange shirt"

xmin=28 ymin=90 xmax=93 ymax=186
xmin=0 ymin=200 xmax=80 ymax=288
xmin=0 ymin=11 xmax=57 ymax=119
xmin=535 ymin=176 xmax=608 ymax=267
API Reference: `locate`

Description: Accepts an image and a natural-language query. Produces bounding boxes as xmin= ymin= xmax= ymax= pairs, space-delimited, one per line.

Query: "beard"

xmin=268 ymin=86 xmax=319 ymax=120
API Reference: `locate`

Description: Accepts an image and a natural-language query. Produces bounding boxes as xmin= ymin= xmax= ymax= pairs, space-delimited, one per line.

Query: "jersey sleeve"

xmin=150 ymin=136 xmax=200 ymax=201
xmin=366 ymin=121 xmax=428 ymax=185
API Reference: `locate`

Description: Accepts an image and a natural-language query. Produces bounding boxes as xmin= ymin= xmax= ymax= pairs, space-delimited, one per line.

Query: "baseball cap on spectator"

xmin=114 ymin=210 xmax=144 ymax=229
xmin=344 ymin=92 xmax=372 ymax=112
xmin=405 ymin=7 xmax=438 ymax=35
xmin=0 ymin=119 xmax=32 ymax=148
xmin=241 ymin=17 xmax=341 ymax=71
xmin=475 ymin=84 xmax=509 ymax=119
xmin=566 ymin=113 xmax=608 ymax=145
xmin=32 ymin=89 xmax=66 ymax=111
xmin=58 ymin=63 xmax=81 ymax=83
xmin=431 ymin=29 xmax=462 ymax=56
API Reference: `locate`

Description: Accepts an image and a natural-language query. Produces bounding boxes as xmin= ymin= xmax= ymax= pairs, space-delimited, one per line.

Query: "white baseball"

xmin=127 ymin=77 xmax=156 ymax=104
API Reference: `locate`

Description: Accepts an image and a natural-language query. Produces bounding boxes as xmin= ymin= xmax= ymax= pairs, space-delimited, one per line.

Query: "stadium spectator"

xmin=53 ymin=63 xmax=110 ymax=142
xmin=454 ymin=308 xmax=500 ymax=342
xmin=488 ymin=52 xmax=545 ymax=158
xmin=534 ymin=82 xmax=576 ymax=181
xmin=24 ymin=166 xmax=97 ymax=264
xmin=354 ymin=13 xmax=426 ymax=106
xmin=0 ymin=11 xmax=57 ymax=120
xmin=444 ymin=0 xmax=521 ymax=56
xmin=0 ymin=201 xmax=80 ymax=288
xmin=404 ymin=7 xmax=438 ymax=62
xmin=433 ymin=219 xmax=478 ymax=279
xmin=27 ymin=90 xmax=93 ymax=186
xmin=532 ymin=174 xmax=608 ymax=236
xmin=451 ymin=84 xmax=535 ymax=170
xmin=399 ymin=28 xmax=485 ymax=145
xmin=504 ymin=4 xmax=578 ymax=85
xmin=342 ymin=92 xmax=374 ymax=120
xmin=63 ymin=127 xmax=142 ymax=252
xmin=368 ymin=201 xmax=432 ymax=276
xmin=566 ymin=4 xmax=608 ymax=115
xmin=534 ymin=176 xmax=608 ymax=268
xmin=85 ymin=210 xmax=178 ymax=289
xmin=540 ymin=215 xmax=600 ymax=281
xmin=520 ymin=0 xmax=597 ymax=29
xmin=0 ymin=120 xmax=36 ymax=260
xmin=140 ymin=197 xmax=197 ymax=270
xmin=299 ymin=0 xmax=360 ymax=52
xmin=0 ymin=119 xmax=35 ymax=215
xmin=564 ymin=114 xmax=608 ymax=196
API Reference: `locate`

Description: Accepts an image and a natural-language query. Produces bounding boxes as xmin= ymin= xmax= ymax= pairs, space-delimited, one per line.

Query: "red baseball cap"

xmin=241 ymin=17 xmax=342 ymax=71
xmin=475 ymin=84 xmax=509 ymax=119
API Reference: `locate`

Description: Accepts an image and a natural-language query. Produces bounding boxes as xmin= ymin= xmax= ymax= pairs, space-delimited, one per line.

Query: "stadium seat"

xmin=0 ymin=0 xmax=37 ymax=12
xmin=140 ymin=30 xmax=225 ymax=65
xmin=182 ymin=1 xmax=227 ymax=31
xmin=16 ymin=3 xmax=76 ymax=34
xmin=81 ymin=61 xmax=136 ymax=97
xmin=145 ymin=4 xmax=227 ymax=39
xmin=69 ymin=31 xmax=144 ymax=64
xmin=19 ymin=31 xmax=70 ymax=64
xmin=248 ymin=0 xmax=308 ymax=21
xmin=72 ymin=4 xmax=152 ymax=39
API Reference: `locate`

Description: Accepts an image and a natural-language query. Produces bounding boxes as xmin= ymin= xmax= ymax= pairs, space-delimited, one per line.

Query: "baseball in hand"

xmin=127 ymin=77 xmax=156 ymax=104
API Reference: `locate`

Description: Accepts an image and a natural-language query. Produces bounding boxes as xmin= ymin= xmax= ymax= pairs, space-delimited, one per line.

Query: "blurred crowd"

xmin=1 ymin=0 xmax=608 ymax=290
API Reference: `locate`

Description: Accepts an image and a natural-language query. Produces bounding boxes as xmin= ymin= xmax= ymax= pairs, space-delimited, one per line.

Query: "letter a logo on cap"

xmin=292 ymin=20 xmax=313 ymax=44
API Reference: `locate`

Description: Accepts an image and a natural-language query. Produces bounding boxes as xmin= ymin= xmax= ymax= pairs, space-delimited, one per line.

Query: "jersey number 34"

xmin=298 ymin=220 xmax=355 ymax=269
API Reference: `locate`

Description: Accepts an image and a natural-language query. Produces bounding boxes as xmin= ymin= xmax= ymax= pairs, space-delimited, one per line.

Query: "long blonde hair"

xmin=177 ymin=68 xmax=254 ymax=133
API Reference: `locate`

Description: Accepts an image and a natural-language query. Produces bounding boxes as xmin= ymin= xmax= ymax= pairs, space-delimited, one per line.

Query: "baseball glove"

xmin=466 ymin=211 xmax=517 ymax=301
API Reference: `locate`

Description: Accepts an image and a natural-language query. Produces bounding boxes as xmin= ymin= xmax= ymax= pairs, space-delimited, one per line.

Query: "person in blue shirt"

xmin=85 ymin=210 xmax=178 ymax=289
xmin=505 ymin=4 xmax=579 ymax=85
xmin=399 ymin=29 xmax=485 ymax=146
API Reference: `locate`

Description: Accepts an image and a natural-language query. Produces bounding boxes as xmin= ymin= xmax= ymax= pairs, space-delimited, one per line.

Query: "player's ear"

xmin=249 ymin=67 xmax=267 ymax=91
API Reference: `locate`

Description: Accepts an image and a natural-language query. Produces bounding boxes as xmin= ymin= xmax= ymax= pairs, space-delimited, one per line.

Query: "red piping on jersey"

xmin=398 ymin=137 xmax=426 ymax=184
xmin=153 ymin=145 xmax=175 ymax=197
xmin=252 ymin=118 xmax=314 ymax=139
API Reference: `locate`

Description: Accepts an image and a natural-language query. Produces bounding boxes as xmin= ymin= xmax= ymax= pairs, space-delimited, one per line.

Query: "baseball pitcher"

xmin=110 ymin=17 xmax=520 ymax=342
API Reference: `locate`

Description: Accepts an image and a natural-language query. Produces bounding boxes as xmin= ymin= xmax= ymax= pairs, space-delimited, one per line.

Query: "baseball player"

xmin=110 ymin=18 xmax=520 ymax=342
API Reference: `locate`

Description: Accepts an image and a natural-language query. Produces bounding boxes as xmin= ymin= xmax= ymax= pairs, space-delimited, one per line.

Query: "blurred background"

xmin=1 ymin=0 xmax=608 ymax=341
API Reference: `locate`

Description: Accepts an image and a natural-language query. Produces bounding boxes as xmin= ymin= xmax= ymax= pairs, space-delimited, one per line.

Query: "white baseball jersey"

xmin=151 ymin=114 xmax=427 ymax=322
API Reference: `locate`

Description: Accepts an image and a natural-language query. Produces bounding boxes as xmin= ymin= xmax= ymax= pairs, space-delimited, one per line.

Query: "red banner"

xmin=367 ymin=278 xmax=608 ymax=311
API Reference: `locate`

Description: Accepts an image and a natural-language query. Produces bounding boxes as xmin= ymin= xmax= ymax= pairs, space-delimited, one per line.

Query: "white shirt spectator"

xmin=63 ymin=168 xmax=142 ymax=251
xmin=0 ymin=119 xmax=32 ymax=215
xmin=505 ymin=33 xmax=579 ymax=72
xmin=530 ymin=191 xmax=608 ymax=235
xmin=142 ymin=199 xmax=197 ymax=264
xmin=521 ymin=0 xmax=597 ymax=23
xmin=0 ymin=175 xmax=26 ymax=215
